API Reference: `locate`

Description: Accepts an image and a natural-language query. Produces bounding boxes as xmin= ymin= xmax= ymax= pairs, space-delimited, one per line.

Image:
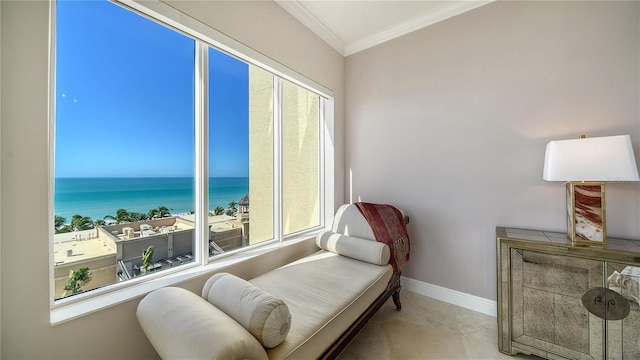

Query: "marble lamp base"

xmin=566 ymin=181 xmax=606 ymax=244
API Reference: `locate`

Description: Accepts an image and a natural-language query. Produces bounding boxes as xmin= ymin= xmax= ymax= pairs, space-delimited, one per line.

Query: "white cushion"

xmin=316 ymin=231 xmax=390 ymax=265
xmin=252 ymin=250 xmax=393 ymax=360
xmin=331 ymin=204 xmax=376 ymax=240
xmin=136 ymin=287 xmax=268 ymax=360
xmin=202 ymin=273 xmax=292 ymax=348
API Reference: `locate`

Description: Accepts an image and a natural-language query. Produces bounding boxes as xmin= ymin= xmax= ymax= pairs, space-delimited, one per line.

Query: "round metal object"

xmin=581 ymin=287 xmax=631 ymax=321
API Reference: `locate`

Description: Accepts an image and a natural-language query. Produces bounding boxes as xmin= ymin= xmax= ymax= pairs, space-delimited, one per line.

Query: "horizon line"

xmin=55 ymin=176 xmax=249 ymax=179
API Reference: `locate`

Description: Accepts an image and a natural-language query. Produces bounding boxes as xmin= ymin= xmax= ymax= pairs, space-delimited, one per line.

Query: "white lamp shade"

xmin=543 ymin=135 xmax=640 ymax=182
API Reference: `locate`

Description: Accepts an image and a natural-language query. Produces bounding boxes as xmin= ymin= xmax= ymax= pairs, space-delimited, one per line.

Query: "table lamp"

xmin=543 ymin=134 xmax=639 ymax=244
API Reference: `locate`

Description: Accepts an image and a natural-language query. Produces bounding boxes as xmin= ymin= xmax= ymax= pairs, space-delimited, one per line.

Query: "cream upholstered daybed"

xmin=136 ymin=203 xmax=409 ymax=360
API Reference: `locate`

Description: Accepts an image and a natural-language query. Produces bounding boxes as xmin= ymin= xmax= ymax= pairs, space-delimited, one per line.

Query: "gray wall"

xmin=0 ymin=1 xmax=343 ymax=358
xmin=345 ymin=0 xmax=640 ymax=300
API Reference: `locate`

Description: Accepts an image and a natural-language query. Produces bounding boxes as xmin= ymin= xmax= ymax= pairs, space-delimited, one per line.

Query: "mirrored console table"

xmin=497 ymin=227 xmax=640 ymax=359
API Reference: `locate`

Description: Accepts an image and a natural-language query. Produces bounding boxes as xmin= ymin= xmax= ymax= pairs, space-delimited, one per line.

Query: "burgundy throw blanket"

xmin=355 ymin=202 xmax=410 ymax=274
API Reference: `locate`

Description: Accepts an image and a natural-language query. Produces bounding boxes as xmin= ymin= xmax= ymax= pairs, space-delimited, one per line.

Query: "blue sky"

xmin=55 ymin=0 xmax=249 ymax=178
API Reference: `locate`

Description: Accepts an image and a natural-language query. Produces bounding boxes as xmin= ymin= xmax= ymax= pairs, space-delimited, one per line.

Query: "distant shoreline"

xmin=54 ymin=176 xmax=248 ymax=179
xmin=54 ymin=177 xmax=249 ymax=222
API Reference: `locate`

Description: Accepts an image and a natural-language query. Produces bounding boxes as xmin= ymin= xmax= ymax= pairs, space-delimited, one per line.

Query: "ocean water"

xmin=54 ymin=177 xmax=248 ymax=222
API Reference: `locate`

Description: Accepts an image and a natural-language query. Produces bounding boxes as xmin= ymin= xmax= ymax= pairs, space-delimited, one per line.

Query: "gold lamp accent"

xmin=543 ymin=134 xmax=639 ymax=244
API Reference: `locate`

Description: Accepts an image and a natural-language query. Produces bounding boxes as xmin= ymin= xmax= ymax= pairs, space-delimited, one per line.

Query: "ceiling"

xmin=275 ymin=0 xmax=494 ymax=56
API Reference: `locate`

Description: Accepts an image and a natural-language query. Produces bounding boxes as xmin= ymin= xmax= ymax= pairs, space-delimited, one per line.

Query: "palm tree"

xmin=63 ymin=267 xmax=92 ymax=297
xmin=128 ymin=212 xmax=148 ymax=222
xmin=93 ymin=219 xmax=106 ymax=227
xmin=213 ymin=206 xmax=225 ymax=216
xmin=148 ymin=205 xmax=171 ymax=219
xmin=157 ymin=205 xmax=171 ymax=217
xmin=70 ymin=214 xmax=94 ymax=231
xmin=53 ymin=215 xmax=73 ymax=234
xmin=141 ymin=246 xmax=154 ymax=275
xmin=104 ymin=208 xmax=131 ymax=224
xmin=54 ymin=215 xmax=70 ymax=234
xmin=226 ymin=201 xmax=238 ymax=216
xmin=56 ymin=225 xmax=72 ymax=234
xmin=55 ymin=215 xmax=66 ymax=229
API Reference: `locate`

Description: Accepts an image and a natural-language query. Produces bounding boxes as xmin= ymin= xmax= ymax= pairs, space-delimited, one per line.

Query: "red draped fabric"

xmin=355 ymin=202 xmax=410 ymax=274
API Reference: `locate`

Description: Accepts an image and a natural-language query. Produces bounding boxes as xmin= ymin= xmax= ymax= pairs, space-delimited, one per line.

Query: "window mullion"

xmin=195 ymin=41 xmax=209 ymax=264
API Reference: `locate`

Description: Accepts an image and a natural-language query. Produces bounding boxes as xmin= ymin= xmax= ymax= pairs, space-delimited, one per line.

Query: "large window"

xmin=52 ymin=0 xmax=326 ymax=302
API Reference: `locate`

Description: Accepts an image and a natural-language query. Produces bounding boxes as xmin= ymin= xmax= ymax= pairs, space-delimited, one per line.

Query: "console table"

xmin=497 ymin=227 xmax=640 ymax=359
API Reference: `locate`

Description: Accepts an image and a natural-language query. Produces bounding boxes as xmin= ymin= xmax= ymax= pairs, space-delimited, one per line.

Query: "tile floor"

xmin=339 ymin=290 xmax=540 ymax=360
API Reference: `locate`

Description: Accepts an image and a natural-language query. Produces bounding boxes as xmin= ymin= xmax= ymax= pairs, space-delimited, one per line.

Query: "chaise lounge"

xmin=136 ymin=203 xmax=410 ymax=359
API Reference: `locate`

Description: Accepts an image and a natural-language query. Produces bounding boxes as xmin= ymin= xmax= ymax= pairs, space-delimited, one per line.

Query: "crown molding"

xmin=276 ymin=0 xmax=495 ymax=57
xmin=344 ymin=1 xmax=495 ymax=56
xmin=274 ymin=0 xmax=347 ymax=55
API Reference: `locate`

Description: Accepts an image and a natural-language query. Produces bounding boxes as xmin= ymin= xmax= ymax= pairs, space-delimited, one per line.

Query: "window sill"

xmin=50 ymin=232 xmax=320 ymax=325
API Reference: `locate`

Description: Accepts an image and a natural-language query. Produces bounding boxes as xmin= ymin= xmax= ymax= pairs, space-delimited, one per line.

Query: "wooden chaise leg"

xmin=392 ymin=284 xmax=402 ymax=311
xmin=319 ymin=273 xmax=403 ymax=359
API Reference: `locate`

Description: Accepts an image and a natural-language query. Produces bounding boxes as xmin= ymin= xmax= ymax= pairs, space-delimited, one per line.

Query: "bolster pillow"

xmin=202 ymin=273 xmax=292 ymax=348
xmin=316 ymin=231 xmax=390 ymax=265
xmin=137 ymin=287 xmax=268 ymax=360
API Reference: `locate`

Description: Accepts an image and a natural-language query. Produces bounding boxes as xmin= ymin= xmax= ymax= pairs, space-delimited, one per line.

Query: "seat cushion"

xmin=250 ymin=250 xmax=393 ymax=360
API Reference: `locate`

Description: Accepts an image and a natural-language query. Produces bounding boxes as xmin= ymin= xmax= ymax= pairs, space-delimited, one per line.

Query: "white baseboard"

xmin=400 ymin=276 xmax=497 ymax=317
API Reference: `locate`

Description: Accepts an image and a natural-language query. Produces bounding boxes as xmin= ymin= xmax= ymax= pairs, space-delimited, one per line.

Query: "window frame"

xmin=48 ymin=0 xmax=335 ymax=324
